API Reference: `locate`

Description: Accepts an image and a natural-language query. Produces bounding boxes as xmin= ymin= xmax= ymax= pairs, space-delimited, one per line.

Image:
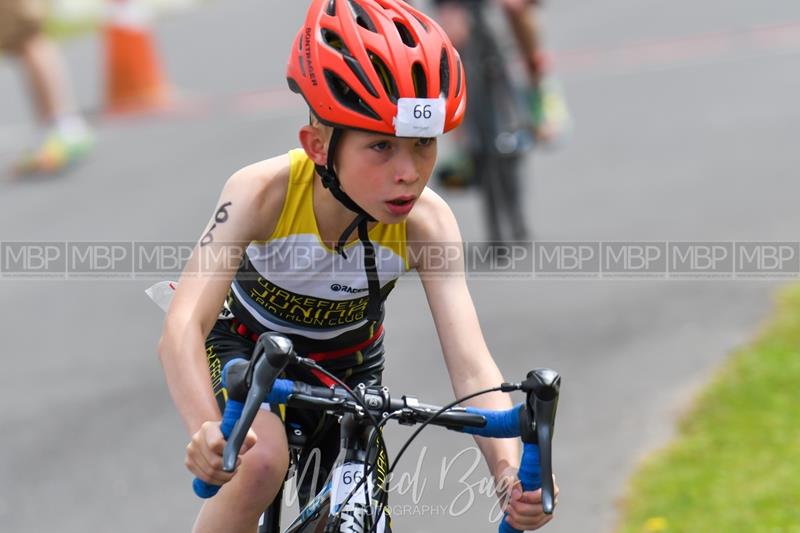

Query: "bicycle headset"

xmin=286 ymin=0 xmax=467 ymax=321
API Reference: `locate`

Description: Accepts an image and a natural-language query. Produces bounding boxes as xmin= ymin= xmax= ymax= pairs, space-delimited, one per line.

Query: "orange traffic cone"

xmin=104 ymin=0 xmax=171 ymax=114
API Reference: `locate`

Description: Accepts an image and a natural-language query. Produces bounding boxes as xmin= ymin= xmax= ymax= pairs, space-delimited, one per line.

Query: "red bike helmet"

xmin=287 ymin=0 xmax=466 ymax=136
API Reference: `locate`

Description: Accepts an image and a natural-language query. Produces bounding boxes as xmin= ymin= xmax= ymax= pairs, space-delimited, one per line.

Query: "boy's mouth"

xmin=385 ymin=195 xmax=416 ymax=215
xmin=387 ymin=195 xmax=415 ymax=206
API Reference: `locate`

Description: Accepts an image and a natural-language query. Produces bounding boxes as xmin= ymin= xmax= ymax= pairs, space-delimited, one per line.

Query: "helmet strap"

xmin=358 ymin=216 xmax=382 ymax=322
xmin=314 ymin=127 xmax=381 ymax=322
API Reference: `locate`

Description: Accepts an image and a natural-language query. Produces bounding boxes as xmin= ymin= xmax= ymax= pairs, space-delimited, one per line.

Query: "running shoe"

xmin=13 ymin=126 xmax=94 ymax=176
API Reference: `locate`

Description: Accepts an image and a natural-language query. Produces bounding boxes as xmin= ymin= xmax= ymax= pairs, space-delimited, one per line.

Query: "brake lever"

xmin=221 ymin=332 xmax=294 ymax=471
xmin=520 ymin=368 xmax=561 ymax=514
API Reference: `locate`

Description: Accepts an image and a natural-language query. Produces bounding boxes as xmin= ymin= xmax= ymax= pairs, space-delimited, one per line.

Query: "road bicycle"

xmin=192 ymin=332 xmax=561 ymax=533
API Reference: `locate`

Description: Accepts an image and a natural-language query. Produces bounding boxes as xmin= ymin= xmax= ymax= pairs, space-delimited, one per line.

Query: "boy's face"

xmin=334 ymin=129 xmax=438 ymax=223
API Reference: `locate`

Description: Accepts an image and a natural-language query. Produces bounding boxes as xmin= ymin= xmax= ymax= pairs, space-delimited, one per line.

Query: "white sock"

xmin=53 ymin=114 xmax=90 ymax=140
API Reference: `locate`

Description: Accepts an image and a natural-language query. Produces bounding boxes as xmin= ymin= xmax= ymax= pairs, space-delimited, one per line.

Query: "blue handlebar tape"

xmin=498 ymin=443 xmax=542 ymax=533
xmin=460 ymin=404 xmax=543 ymax=531
xmin=192 ymin=399 xmax=244 ymax=498
xmin=265 ymin=378 xmax=294 ymax=404
xmin=219 ymin=356 xmax=293 ymax=405
xmin=463 ymin=404 xmax=522 ymax=438
xmin=221 ymin=357 xmax=247 ymax=388
xmin=191 ymin=377 xmax=295 ymax=499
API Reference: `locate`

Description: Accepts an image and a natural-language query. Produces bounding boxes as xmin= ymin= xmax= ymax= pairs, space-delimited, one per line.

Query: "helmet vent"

xmin=394 ymin=20 xmax=417 ymax=47
xmin=411 ymin=13 xmax=429 ymax=32
xmin=325 ymin=0 xmax=336 ymax=16
xmin=324 ymin=69 xmax=380 ymax=120
xmin=347 ymin=0 xmax=377 ymax=32
xmin=344 ymin=55 xmax=379 ymax=98
xmin=439 ymin=47 xmax=450 ymax=97
xmin=322 ymin=29 xmax=349 ymax=54
xmin=455 ymin=58 xmax=462 ymax=98
xmin=322 ymin=29 xmax=378 ymax=98
xmin=412 ymin=62 xmax=427 ymax=98
xmin=369 ymin=51 xmax=399 ymax=103
xmin=287 ymin=77 xmax=301 ymax=95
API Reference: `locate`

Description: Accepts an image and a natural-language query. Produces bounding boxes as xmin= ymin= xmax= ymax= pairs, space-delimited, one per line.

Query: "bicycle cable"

xmin=388 ymin=385 xmax=508 ymax=476
xmin=365 ymin=383 xmax=520 ymax=533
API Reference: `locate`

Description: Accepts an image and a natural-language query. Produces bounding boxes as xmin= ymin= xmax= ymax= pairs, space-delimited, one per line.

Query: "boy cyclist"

xmin=157 ymin=1 xmax=557 ymax=531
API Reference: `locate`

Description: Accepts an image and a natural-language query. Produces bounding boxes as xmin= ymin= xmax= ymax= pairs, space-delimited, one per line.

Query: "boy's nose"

xmin=394 ymin=153 xmax=420 ymax=184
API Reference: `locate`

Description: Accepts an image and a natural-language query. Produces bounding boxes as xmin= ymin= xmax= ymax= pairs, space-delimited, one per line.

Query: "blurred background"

xmin=1 ymin=0 xmax=799 ymax=532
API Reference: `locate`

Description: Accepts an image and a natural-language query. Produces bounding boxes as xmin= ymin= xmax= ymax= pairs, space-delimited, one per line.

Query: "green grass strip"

xmin=617 ymin=285 xmax=800 ymax=533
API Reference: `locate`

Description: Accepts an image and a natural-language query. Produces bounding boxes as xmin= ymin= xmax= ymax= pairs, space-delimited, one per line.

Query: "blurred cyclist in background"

xmin=433 ymin=0 xmax=568 ymax=144
xmin=413 ymin=0 xmax=570 ymax=243
xmin=423 ymin=0 xmax=570 ymax=242
xmin=0 ymin=0 xmax=94 ymax=177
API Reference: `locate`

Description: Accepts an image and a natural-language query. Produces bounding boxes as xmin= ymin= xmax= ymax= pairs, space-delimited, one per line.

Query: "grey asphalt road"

xmin=1 ymin=1 xmax=799 ymax=532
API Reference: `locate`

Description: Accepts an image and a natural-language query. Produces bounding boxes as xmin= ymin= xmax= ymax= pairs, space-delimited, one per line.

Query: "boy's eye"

xmin=371 ymin=141 xmax=391 ymax=151
xmin=417 ymin=137 xmax=435 ymax=147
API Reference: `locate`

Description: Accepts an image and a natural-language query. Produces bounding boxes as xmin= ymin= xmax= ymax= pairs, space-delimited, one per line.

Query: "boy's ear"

xmin=299 ymin=125 xmax=328 ymax=166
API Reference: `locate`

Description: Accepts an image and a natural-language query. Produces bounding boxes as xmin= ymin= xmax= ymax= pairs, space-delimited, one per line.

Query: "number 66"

xmin=413 ymin=104 xmax=432 ymax=119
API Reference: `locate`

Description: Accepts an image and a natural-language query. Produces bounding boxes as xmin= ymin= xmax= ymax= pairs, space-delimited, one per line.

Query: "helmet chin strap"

xmin=314 ymin=128 xmax=382 ymax=322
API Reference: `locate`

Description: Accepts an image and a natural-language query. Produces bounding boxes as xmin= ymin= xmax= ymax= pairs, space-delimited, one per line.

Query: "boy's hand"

xmin=185 ymin=420 xmax=257 ymax=485
xmin=497 ymin=466 xmax=559 ymax=531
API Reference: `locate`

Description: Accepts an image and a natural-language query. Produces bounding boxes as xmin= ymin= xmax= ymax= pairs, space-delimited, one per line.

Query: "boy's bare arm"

xmin=408 ymin=188 xmax=520 ymax=481
xmin=158 ymin=156 xmax=288 ymax=436
xmin=409 ymin=187 xmax=557 ymax=530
